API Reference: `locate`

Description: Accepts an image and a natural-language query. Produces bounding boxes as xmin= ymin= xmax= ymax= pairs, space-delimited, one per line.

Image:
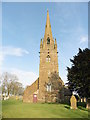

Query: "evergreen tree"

xmin=67 ymin=48 xmax=90 ymax=99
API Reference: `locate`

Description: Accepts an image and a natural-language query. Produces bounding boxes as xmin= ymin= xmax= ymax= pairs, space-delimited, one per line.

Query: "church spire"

xmin=44 ymin=10 xmax=53 ymax=40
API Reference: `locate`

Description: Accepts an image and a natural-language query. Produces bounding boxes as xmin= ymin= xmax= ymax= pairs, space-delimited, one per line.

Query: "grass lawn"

xmin=2 ymin=99 xmax=88 ymax=118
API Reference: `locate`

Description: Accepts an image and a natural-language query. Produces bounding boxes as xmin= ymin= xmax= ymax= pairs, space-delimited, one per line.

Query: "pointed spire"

xmin=46 ymin=9 xmax=51 ymax=28
xmin=44 ymin=10 xmax=52 ymax=40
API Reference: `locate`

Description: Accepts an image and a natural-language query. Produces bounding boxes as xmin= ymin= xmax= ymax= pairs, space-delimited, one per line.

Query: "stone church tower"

xmin=23 ymin=10 xmax=64 ymax=103
xmin=38 ymin=10 xmax=59 ymax=101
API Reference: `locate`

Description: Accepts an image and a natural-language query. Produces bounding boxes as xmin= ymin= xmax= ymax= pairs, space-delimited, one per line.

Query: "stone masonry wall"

xmin=23 ymin=78 xmax=39 ymax=102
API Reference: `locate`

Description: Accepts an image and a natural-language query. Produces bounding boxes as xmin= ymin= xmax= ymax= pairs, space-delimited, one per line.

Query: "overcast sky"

xmin=1 ymin=2 xmax=88 ymax=88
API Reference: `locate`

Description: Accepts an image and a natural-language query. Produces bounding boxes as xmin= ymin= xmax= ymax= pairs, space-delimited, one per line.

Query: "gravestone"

xmin=70 ymin=95 xmax=77 ymax=109
xmin=16 ymin=96 xmax=19 ymax=100
xmin=86 ymin=98 xmax=90 ymax=109
xmin=81 ymin=98 xmax=83 ymax=102
xmin=84 ymin=98 xmax=86 ymax=102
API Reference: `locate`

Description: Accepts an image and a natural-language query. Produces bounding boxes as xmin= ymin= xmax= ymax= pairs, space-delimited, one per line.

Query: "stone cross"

xmin=70 ymin=95 xmax=77 ymax=109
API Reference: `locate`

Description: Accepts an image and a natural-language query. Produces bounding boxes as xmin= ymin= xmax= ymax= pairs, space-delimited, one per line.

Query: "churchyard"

xmin=2 ymin=3 xmax=89 ymax=119
xmin=2 ymin=98 xmax=88 ymax=118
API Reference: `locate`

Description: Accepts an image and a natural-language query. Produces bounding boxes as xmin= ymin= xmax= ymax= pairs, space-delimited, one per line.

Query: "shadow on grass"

xmin=64 ymin=105 xmax=88 ymax=111
xmin=78 ymin=106 xmax=88 ymax=111
xmin=64 ymin=105 xmax=70 ymax=109
xmin=41 ymin=102 xmax=59 ymax=104
xmin=42 ymin=102 xmax=71 ymax=109
xmin=41 ymin=101 xmax=88 ymax=112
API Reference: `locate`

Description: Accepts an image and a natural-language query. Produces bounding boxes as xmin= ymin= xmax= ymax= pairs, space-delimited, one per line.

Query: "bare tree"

xmin=45 ymin=71 xmax=63 ymax=103
xmin=1 ymin=72 xmax=24 ymax=97
xmin=49 ymin=71 xmax=62 ymax=91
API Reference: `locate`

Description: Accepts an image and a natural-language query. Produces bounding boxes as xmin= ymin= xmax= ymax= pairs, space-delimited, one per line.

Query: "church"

xmin=23 ymin=10 xmax=64 ymax=103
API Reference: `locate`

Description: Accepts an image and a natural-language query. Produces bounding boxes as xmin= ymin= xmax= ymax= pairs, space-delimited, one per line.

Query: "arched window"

xmin=46 ymin=55 xmax=50 ymax=62
xmin=46 ymin=83 xmax=51 ymax=92
xmin=47 ymin=37 xmax=50 ymax=44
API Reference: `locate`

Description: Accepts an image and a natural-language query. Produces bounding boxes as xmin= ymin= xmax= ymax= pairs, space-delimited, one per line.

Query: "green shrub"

xmin=77 ymin=102 xmax=86 ymax=108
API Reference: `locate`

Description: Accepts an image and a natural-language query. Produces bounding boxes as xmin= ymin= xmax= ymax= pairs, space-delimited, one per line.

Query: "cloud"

xmin=80 ymin=35 xmax=88 ymax=43
xmin=2 ymin=68 xmax=38 ymax=88
xmin=0 ymin=46 xmax=36 ymax=88
xmin=0 ymin=46 xmax=29 ymax=68
xmin=2 ymin=46 xmax=29 ymax=56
